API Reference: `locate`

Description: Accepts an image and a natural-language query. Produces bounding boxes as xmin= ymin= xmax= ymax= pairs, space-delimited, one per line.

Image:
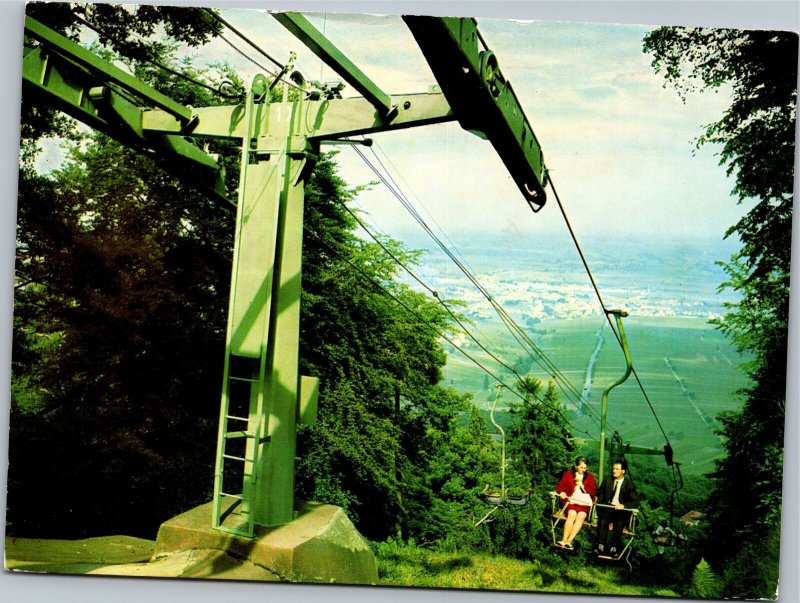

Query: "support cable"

xmin=546 ymin=175 xmax=672 ymax=445
xmin=348 ymin=145 xmax=609 ymax=437
xmin=203 ymin=7 xmax=284 ymax=69
xmin=355 ymin=144 xmax=598 ymax=423
xmin=352 ymin=144 xmax=596 ymax=420
xmin=215 ymin=33 xmax=285 ymax=81
xmin=71 ymin=13 xmax=245 ymax=100
xmin=204 ymin=9 xmax=306 ymax=92
xmin=335 ymin=199 xmax=594 ymax=434
xmin=368 ymin=140 xmax=483 ymax=288
xmin=304 ymin=226 xmax=596 ymax=433
xmin=304 ymin=228 xmax=525 ymax=403
xmin=364 ymin=139 xmax=543 ymax=377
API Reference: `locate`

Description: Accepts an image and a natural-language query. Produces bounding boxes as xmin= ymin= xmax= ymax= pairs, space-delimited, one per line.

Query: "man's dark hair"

xmin=614 ymin=459 xmax=628 ymax=472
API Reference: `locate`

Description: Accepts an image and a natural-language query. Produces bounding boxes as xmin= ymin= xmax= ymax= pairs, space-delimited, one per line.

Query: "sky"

xmin=184 ymin=6 xmax=748 ymax=245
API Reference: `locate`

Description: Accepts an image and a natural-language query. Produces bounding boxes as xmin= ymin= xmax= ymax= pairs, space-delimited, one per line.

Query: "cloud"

xmin=210 ymin=8 xmax=744 ymax=241
xmin=576 ymin=85 xmax=618 ymax=101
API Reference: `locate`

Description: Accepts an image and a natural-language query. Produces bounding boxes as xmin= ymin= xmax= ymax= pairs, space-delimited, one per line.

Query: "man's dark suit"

xmin=595 ymin=475 xmax=638 ymax=554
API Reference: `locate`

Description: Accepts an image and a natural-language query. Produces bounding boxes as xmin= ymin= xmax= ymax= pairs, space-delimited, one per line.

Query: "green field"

xmin=442 ymin=315 xmax=752 ymax=475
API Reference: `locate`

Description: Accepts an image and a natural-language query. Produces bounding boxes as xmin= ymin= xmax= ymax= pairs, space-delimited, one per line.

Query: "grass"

xmin=374 ymin=540 xmax=680 ymax=597
xmin=5 ymin=534 xmax=682 ymax=596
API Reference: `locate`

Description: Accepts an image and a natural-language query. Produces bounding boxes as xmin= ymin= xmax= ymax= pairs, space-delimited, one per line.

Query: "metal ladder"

xmin=211 ymin=354 xmax=269 ymax=537
xmin=211 ymin=74 xmax=272 ymax=538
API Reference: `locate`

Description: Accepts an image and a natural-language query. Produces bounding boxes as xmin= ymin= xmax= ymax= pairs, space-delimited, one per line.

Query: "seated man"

xmin=594 ymin=459 xmax=638 ymax=556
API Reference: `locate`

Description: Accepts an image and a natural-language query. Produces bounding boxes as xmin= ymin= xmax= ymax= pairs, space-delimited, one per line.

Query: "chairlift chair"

xmin=547 ymin=482 xmax=639 ymax=569
xmin=475 ymin=386 xmax=529 ymax=526
xmin=589 ymin=501 xmax=639 ymax=571
xmin=652 ymin=458 xmax=687 ymax=552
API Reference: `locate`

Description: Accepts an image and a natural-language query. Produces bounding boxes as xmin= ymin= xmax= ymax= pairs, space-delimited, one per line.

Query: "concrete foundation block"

xmin=153 ymin=500 xmax=378 ymax=584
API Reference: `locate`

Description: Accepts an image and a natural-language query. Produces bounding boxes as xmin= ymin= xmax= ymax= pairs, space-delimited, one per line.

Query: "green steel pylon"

xmin=211 ymin=74 xmax=274 ymax=536
xmin=23 ymin=12 xmax=550 ymax=539
xmin=211 ymin=74 xmax=318 ymax=534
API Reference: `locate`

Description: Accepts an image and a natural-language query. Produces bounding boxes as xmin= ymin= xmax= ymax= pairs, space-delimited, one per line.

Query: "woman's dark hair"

xmin=571 ymin=456 xmax=589 ymax=475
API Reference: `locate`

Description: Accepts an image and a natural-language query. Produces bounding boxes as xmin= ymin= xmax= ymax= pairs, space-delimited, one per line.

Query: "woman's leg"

xmin=565 ymin=511 xmax=588 ymax=544
xmin=560 ymin=509 xmax=577 ymax=544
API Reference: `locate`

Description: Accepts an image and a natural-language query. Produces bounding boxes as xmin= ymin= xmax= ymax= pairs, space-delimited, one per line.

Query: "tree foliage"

xmin=643 ymin=28 xmax=796 ymax=272
xmin=10 ymin=99 xmax=236 ymax=538
xmin=476 ymin=378 xmax=574 ymax=560
xmin=643 ymin=25 xmax=796 ymax=599
xmin=507 ymin=377 xmax=573 ymax=491
xmin=12 ymin=5 xmax=242 ymax=537
xmin=295 ymin=154 xmax=490 ymax=542
xmin=21 ymin=3 xmax=223 ymax=163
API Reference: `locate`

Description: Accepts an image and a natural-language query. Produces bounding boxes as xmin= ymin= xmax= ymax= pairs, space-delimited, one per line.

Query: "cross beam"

xmin=404 ymin=16 xmax=549 ymax=212
xmin=141 ymin=92 xmax=453 ymax=140
xmin=22 ymin=16 xmax=228 ymax=204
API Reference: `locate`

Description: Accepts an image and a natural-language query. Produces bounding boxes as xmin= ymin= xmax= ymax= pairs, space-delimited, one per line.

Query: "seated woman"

xmin=555 ymin=455 xmax=597 ymax=549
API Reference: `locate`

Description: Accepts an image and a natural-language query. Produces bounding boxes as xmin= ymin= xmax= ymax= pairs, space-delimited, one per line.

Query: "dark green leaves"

xmin=644 ymin=25 xmax=795 ymax=599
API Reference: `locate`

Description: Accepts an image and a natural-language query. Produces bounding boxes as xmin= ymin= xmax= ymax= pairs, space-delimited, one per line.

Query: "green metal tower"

xmin=22 ymin=11 xmax=550 ymax=538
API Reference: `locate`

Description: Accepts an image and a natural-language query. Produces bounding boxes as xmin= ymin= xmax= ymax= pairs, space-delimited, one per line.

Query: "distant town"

xmin=398 ymin=231 xmax=738 ymax=324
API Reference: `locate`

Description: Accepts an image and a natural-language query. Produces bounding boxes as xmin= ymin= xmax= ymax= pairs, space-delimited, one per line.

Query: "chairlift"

xmin=589 ymin=500 xmax=640 ymax=571
xmin=547 ymin=489 xmax=639 ymax=570
xmin=652 ymin=452 xmax=688 ymax=552
xmin=653 ymin=524 xmax=687 ymax=553
xmin=475 ymin=385 xmax=528 ymax=526
xmin=599 ymin=312 xmax=695 ymax=561
xmin=545 ymin=311 xmax=657 ymax=567
xmin=581 ymin=437 xmax=687 ymax=564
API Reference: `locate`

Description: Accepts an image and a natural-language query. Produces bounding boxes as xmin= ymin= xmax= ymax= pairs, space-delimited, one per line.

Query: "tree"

xmin=10 ymin=7 xmax=242 ymax=537
xmin=416 ymin=404 xmax=498 ymax=551
xmin=9 ymin=48 xmax=244 ymax=531
xmin=479 ymin=377 xmax=573 ymax=560
xmin=10 ymin=135 xmax=233 ymax=537
xmin=643 ymin=26 xmax=797 ymax=599
xmin=296 ymin=155 xmax=475 ymax=541
xmin=21 ymin=3 xmax=223 ymax=164
xmin=507 ymin=376 xmax=573 ymax=493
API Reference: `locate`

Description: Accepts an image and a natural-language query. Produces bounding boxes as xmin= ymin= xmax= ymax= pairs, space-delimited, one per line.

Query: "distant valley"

xmin=397 ymin=229 xmax=749 ymax=475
